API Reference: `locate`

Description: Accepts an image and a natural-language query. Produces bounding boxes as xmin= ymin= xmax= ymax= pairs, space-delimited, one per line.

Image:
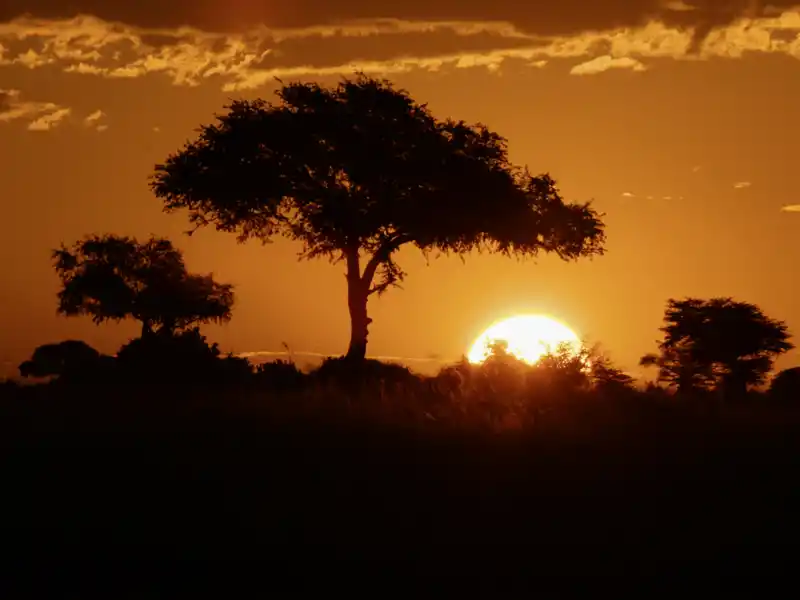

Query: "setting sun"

xmin=468 ymin=315 xmax=582 ymax=365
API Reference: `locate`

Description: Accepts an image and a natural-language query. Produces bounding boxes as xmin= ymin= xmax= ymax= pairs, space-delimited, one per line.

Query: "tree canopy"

xmin=18 ymin=340 xmax=104 ymax=380
xmin=53 ymin=234 xmax=234 ymax=337
xmin=641 ymin=297 xmax=793 ymax=397
xmin=151 ymin=74 xmax=606 ymax=360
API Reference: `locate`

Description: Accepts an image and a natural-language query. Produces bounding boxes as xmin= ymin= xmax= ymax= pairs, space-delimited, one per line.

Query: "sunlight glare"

xmin=468 ymin=315 xmax=582 ymax=365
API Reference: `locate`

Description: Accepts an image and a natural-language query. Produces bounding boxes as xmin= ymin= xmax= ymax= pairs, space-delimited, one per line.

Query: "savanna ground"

xmin=2 ymin=358 xmax=800 ymax=583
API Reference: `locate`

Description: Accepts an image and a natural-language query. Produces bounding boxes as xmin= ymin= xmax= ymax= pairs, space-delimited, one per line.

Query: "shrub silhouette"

xmin=254 ymin=359 xmax=306 ymax=391
xmin=53 ymin=234 xmax=234 ymax=338
xmin=642 ymin=298 xmax=793 ymax=400
xmin=152 ymin=74 xmax=605 ymax=362
xmin=769 ymin=367 xmax=800 ymax=403
xmin=589 ymin=355 xmax=636 ymax=395
xmin=311 ymin=355 xmax=421 ymax=392
xmin=424 ymin=342 xmax=622 ymax=428
xmin=18 ymin=340 xmax=114 ymax=383
xmin=116 ymin=328 xmax=252 ymax=384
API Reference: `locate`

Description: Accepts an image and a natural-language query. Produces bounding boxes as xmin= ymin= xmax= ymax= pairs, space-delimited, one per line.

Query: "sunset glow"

xmin=467 ymin=315 xmax=582 ymax=365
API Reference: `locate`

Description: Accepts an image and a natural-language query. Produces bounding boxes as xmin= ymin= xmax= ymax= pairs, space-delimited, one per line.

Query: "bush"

xmin=116 ymin=328 xmax=252 ymax=385
xmin=769 ymin=367 xmax=800 ymax=403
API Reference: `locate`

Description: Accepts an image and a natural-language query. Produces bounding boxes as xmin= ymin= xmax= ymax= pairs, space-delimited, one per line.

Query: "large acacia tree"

xmin=53 ymin=234 xmax=234 ymax=337
xmin=151 ymin=75 xmax=605 ymax=361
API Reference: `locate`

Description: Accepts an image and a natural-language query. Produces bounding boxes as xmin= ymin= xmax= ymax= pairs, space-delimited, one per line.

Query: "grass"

xmin=2 ymin=372 xmax=800 ymax=581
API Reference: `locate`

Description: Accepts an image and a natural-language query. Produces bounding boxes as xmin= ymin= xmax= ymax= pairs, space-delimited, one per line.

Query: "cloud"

xmin=0 ymin=6 xmax=800 ymax=88
xmin=27 ymin=106 xmax=70 ymax=130
xmin=0 ymin=88 xmax=71 ymax=130
xmin=3 ymin=1 xmax=798 ymax=40
xmin=237 ymin=349 xmax=446 ymax=364
xmin=780 ymin=204 xmax=800 ymax=212
xmin=621 ymin=191 xmax=636 ymax=197
xmin=83 ymin=109 xmax=104 ymax=124
xmin=663 ymin=1 xmax=697 ymax=11
xmin=733 ymin=181 xmax=752 ymax=189
xmin=570 ymin=55 xmax=647 ymax=74
xmin=82 ymin=108 xmax=107 ymax=130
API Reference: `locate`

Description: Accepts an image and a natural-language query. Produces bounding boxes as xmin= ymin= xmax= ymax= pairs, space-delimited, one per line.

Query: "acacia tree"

xmin=641 ymin=297 xmax=793 ymax=398
xmin=151 ymin=74 xmax=606 ymax=361
xmin=53 ymin=234 xmax=234 ymax=337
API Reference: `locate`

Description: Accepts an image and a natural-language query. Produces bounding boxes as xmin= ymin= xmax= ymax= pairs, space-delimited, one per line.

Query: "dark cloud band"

xmin=2 ymin=0 xmax=798 ymax=37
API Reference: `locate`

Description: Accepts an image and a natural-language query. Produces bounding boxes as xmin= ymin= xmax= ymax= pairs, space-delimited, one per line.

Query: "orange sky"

xmin=2 ymin=1 xmax=800 ymax=378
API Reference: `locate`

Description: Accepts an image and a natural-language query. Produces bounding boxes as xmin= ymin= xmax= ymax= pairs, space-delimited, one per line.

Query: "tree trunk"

xmin=345 ymin=276 xmax=371 ymax=362
xmin=344 ymin=249 xmax=371 ymax=362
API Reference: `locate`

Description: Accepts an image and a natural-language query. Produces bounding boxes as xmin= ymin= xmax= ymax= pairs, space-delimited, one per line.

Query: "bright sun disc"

xmin=468 ymin=315 xmax=582 ymax=365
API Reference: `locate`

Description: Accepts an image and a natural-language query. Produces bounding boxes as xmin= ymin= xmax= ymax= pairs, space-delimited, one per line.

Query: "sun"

xmin=468 ymin=315 xmax=582 ymax=365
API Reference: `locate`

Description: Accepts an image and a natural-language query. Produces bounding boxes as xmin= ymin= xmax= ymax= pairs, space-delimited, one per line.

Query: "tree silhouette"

xmin=151 ymin=74 xmax=606 ymax=361
xmin=769 ymin=367 xmax=800 ymax=403
xmin=642 ymin=298 xmax=793 ymax=399
xmin=589 ymin=355 xmax=635 ymax=394
xmin=640 ymin=343 xmax=715 ymax=394
xmin=18 ymin=340 xmax=105 ymax=380
xmin=116 ymin=327 xmax=252 ymax=383
xmin=53 ymin=234 xmax=234 ymax=337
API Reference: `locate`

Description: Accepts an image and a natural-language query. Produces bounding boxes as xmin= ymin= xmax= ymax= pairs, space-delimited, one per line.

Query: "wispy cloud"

xmin=733 ymin=181 xmax=752 ymax=189
xmin=27 ymin=107 xmax=71 ymax=130
xmin=238 ymin=349 xmax=448 ymax=365
xmin=621 ymin=191 xmax=683 ymax=200
xmin=780 ymin=204 xmax=800 ymax=212
xmin=662 ymin=1 xmax=697 ymax=12
xmin=570 ymin=55 xmax=647 ymax=75
xmin=83 ymin=109 xmax=104 ymax=124
xmin=0 ymin=88 xmax=70 ymax=130
xmin=82 ymin=108 xmax=107 ymax=131
xmin=1 ymin=10 xmax=800 ymax=89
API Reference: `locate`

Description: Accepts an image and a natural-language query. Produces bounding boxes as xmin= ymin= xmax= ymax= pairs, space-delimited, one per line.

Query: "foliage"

xmin=589 ymin=355 xmax=636 ymax=394
xmin=254 ymin=360 xmax=307 ymax=391
xmin=116 ymin=328 xmax=252 ymax=384
xmin=53 ymin=234 xmax=234 ymax=336
xmin=640 ymin=345 xmax=715 ymax=394
xmin=18 ymin=340 xmax=114 ymax=382
xmin=769 ymin=367 xmax=800 ymax=403
xmin=151 ymin=74 xmax=605 ymax=360
xmin=310 ymin=356 xmax=422 ymax=397
xmin=641 ymin=298 xmax=793 ymax=398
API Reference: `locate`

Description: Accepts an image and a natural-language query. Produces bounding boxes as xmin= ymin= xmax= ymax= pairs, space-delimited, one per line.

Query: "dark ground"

xmin=2 ymin=382 xmax=800 ymax=589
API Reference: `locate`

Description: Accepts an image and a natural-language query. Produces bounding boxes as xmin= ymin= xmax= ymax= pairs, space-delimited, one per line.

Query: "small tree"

xmin=642 ymin=298 xmax=793 ymax=399
xmin=151 ymin=74 xmax=605 ymax=361
xmin=19 ymin=340 xmax=106 ymax=381
xmin=53 ymin=234 xmax=234 ymax=337
xmin=640 ymin=343 xmax=715 ymax=394
xmin=589 ymin=355 xmax=636 ymax=394
xmin=769 ymin=367 xmax=800 ymax=403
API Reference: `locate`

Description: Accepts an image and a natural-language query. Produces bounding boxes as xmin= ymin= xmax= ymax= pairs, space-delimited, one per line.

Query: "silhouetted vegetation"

xmin=4 ymin=75 xmax=800 ymax=578
xmin=18 ymin=340 xmax=114 ymax=383
xmin=151 ymin=74 xmax=605 ymax=360
xmin=769 ymin=366 xmax=800 ymax=403
xmin=641 ymin=298 xmax=793 ymax=401
xmin=53 ymin=234 xmax=234 ymax=338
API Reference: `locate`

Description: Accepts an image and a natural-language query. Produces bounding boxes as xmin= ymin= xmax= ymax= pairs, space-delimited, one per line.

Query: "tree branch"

xmin=361 ymin=234 xmax=413 ymax=294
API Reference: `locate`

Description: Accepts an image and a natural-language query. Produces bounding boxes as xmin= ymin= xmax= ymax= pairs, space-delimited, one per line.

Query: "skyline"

xmin=3 ymin=1 xmax=800 ymax=378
